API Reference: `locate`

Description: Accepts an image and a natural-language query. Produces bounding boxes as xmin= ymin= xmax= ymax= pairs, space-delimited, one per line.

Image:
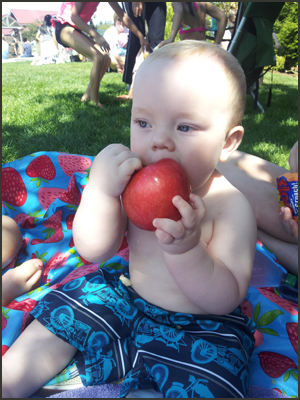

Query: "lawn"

xmin=2 ymin=61 xmax=298 ymax=169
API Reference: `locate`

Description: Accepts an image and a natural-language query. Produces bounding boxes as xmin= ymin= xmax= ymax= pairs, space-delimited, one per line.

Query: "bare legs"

xmin=59 ymin=26 xmax=111 ymax=107
xmin=217 ymin=151 xmax=298 ymax=274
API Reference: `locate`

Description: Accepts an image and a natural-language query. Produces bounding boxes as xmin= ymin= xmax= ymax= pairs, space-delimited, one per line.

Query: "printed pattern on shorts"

xmin=31 ymin=263 xmax=255 ymax=398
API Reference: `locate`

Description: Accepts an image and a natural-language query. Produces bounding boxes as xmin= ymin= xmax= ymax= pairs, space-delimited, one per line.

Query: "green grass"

xmin=2 ymin=62 xmax=298 ymax=169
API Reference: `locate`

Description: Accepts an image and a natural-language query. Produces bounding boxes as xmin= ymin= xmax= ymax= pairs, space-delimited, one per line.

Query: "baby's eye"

xmin=137 ymin=120 xmax=150 ymax=128
xmin=178 ymin=125 xmax=194 ymax=132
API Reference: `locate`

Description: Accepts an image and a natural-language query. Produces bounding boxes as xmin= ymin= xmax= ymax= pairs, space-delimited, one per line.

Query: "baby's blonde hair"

xmin=139 ymin=40 xmax=246 ymax=130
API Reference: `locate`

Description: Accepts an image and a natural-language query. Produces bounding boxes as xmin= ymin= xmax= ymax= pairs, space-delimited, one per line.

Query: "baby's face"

xmin=130 ymin=56 xmax=234 ymax=192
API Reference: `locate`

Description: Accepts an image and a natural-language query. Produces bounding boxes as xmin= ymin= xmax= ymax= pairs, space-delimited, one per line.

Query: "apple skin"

xmin=122 ymin=159 xmax=191 ymax=231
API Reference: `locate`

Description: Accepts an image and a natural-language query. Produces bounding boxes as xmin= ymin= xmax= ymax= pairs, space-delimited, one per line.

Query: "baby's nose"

xmin=151 ymin=132 xmax=175 ymax=151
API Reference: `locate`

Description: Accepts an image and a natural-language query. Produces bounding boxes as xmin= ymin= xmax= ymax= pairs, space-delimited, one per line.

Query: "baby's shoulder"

xmin=206 ymin=173 xmax=254 ymax=218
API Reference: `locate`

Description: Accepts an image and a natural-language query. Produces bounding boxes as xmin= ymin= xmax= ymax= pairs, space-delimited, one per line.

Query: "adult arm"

xmin=288 ymin=141 xmax=298 ymax=173
xmin=108 ymin=2 xmax=150 ymax=51
xmin=205 ymin=2 xmax=227 ymax=45
xmin=52 ymin=30 xmax=59 ymax=50
xmin=36 ymin=31 xmax=42 ymax=42
xmin=158 ymin=2 xmax=183 ymax=48
xmin=272 ymin=31 xmax=281 ymax=50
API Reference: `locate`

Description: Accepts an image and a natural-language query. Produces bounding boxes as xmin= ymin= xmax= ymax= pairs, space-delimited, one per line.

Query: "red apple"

xmin=122 ymin=159 xmax=191 ymax=231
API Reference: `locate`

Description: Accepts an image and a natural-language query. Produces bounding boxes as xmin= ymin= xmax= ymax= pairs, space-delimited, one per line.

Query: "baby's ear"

xmin=219 ymin=125 xmax=244 ymax=162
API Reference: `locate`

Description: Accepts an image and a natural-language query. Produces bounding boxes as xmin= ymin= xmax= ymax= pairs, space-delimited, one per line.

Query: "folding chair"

xmin=227 ymin=2 xmax=284 ymax=113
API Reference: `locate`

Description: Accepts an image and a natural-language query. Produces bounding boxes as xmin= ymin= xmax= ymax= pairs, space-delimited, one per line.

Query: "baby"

xmin=2 ymin=41 xmax=257 ymax=398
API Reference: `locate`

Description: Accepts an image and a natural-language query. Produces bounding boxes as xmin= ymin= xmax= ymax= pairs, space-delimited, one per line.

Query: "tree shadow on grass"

xmin=240 ymin=82 xmax=298 ymax=162
xmin=2 ymin=90 xmax=132 ymax=164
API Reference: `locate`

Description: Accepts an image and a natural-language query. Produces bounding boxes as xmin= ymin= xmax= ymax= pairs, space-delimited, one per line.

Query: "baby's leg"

xmin=2 ymin=319 xmax=77 ymax=398
xmin=2 ymin=215 xmax=23 ymax=268
xmin=2 ymin=259 xmax=43 ymax=306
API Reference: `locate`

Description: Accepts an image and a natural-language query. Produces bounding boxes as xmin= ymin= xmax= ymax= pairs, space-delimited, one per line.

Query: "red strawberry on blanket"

xmin=14 ymin=210 xmax=44 ymax=229
xmin=8 ymin=298 xmax=38 ymax=312
xmin=50 ymin=263 xmax=99 ymax=290
xmin=258 ymin=351 xmax=297 ymax=378
xmin=258 ymin=287 xmax=298 ymax=315
xmin=2 ymin=345 xmax=10 ymax=356
xmin=38 ymin=187 xmax=66 ymax=210
xmin=59 ymin=175 xmax=81 ymax=205
xmin=21 ymin=311 xmax=32 ymax=333
xmin=42 ymin=210 xmax=63 ymax=233
xmin=58 ymin=154 xmax=92 ymax=177
xmin=286 ymin=322 xmax=298 ymax=355
xmin=31 ymin=230 xmax=64 ymax=245
xmin=2 ymin=309 xmax=9 ymax=330
xmin=26 ymin=155 xmax=56 ymax=184
xmin=239 ymin=300 xmax=263 ymax=348
xmin=2 ymin=167 xmax=27 ymax=207
xmin=42 ymin=251 xmax=71 ymax=283
xmin=14 ymin=213 xmax=36 ymax=229
xmin=66 ymin=213 xmax=76 ymax=230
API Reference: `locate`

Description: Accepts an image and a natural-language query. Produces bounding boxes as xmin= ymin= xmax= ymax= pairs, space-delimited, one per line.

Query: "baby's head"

xmin=131 ymin=41 xmax=247 ymax=191
xmin=134 ymin=40 xmax=246 ymax=131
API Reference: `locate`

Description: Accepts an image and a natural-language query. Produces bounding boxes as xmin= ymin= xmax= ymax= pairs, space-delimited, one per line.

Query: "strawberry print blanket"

xmin=2 ymin=151 xmax=298 ymax=398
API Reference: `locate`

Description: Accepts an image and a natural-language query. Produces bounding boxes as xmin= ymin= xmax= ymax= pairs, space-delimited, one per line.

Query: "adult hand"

xmin=153 ymin=194 xmax=205 ymax=255
xmin=279 ymin=206 xmax=298 ymax=240
xmin=288 ymin=141 xmax=298 ymax=173
xmin=132 ymin=2 xmax=144 ymax=18
xmin=95 ymin=34 xmax=110 ymax=52
xmin=158 ymin=38 xmax=174 ymax=49
xmin=140 ymin=37 xmax=151 ymax=53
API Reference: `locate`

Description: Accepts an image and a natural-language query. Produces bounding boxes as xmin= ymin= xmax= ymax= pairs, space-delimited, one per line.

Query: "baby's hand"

xmin=89 ymin=144 xmax=143 ymax=198
xmin=153 ymin=194 xmax=205 ymax=254
xmin=280 ymin=206 xmax=298 ymax=239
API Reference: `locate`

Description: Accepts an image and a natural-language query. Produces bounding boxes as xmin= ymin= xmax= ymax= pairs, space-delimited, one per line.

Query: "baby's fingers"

xmin=173 ymin=194 xmax=205 ymax=230
xmin=153 ymin=218 xmax=185 ymax=242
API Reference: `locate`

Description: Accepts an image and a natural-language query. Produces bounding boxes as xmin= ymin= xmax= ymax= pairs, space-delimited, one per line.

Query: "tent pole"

xmin=228 ymin=16 xmax=246 ymax=54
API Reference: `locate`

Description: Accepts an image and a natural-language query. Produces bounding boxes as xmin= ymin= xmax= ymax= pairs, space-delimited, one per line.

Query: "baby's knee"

xmin=2 ymin=216 xmax=23 ymax=267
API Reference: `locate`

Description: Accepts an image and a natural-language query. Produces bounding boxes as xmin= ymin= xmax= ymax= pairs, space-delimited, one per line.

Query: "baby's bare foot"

xmin=2 ymin=259 xmax=43 ymax=306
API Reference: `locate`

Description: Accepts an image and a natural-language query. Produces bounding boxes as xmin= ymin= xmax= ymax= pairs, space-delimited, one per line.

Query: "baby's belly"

xmin=128 ymin=253 xmax=207 ymax=315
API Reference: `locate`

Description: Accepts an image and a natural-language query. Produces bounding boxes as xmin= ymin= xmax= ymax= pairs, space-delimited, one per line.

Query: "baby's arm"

xmin=73 ymin=144 xmax=143 ymax=263
xmin=2 ymin=320 xmax=77 ymax=398
xmin=154 ymin=191 xmax=257 ymax=314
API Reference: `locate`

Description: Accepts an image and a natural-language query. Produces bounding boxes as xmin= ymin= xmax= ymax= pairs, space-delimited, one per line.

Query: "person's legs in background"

xmin=59 ymin=26 xmax=111 ymax=107
xmin=145 ymin=2 xmax=166 ymax=49
xmin=122 ymin=2 xmax=145 ymax=86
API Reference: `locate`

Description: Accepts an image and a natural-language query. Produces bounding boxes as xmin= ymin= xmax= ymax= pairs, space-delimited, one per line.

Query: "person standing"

xmin=35 ymin=15 xmax=59 ymax=64
xmin=122 ymin=2 xmax=166 ymax=85
xmin=11 ymin=32 xmax=19 ymax=57
xmin=159 ymin=2 xmax=227 ymax=48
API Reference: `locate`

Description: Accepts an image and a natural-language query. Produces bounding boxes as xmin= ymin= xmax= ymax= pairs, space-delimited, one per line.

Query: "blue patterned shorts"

xmin=31 ymin=264 xmax=256 ymax=398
